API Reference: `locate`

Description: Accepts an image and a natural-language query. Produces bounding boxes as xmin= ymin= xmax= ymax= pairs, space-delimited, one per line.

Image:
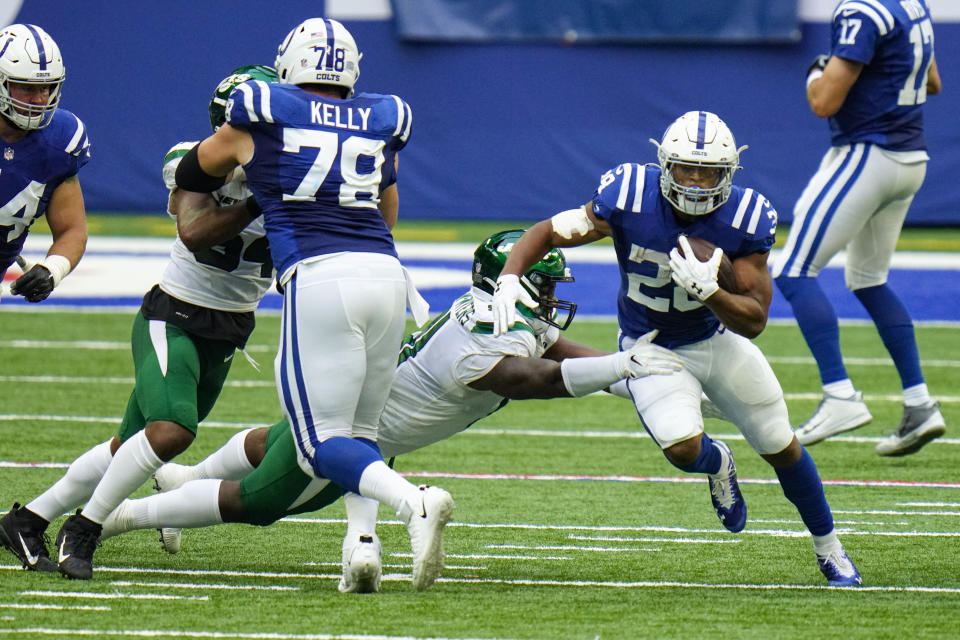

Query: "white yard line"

xmin=0 ymin=603 xmax=109 ymax=611
xmin=109 ymin=581 xmax=298 ymax=592
xmin=0 ymin=629 xmax=509 ymax=640
xmin=18 ymin=591 xmax=207 ymax=602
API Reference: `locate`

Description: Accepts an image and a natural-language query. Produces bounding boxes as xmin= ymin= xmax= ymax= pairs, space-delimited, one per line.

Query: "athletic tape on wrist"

xmin=41 ymin=254 xmax=71 ymax=286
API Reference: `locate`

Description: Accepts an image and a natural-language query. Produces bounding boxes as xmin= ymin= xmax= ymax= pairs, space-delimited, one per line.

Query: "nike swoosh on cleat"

xmin=58 ymin=538 xmax=71 ymax=564
xmin=17 ymin=533 xmax=39 ymax=566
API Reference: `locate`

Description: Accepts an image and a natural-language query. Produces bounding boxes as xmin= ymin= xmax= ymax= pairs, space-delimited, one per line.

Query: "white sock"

xmin=343 ymin=492 xmax=379 ymax=558
xmin=27 ymin=440 xmax=113 ymax=522
xmin=81 ymin=431 xmax=163 ymax=524
xmin=344 ymin=492 xmax=378 ymax=538
xmin=823 ymin=380 xmax=856 ymax=399
xmin=142 ymin=479 xmax=223 ymax=528
xmin=193 ymin=428 xmax=256 ymax=480
xmin=357 ymin=460 xmax=421 ymax=520
xmin=903 ymin=383 xmax=931 ymax=407
xmin=811 ymin=530 xmax=841 ymax=555
xmin=101 ymin=479 xmax=224 ymax=540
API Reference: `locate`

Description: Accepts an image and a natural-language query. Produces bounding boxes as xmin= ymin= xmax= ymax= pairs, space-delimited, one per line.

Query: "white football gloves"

xmin=622 ymin=329 xmax=683 ymax=378
xmin=491 ymin=273 xmax=537 ymax=337
xmin=668 ymin=236 xmax=722 ymax=301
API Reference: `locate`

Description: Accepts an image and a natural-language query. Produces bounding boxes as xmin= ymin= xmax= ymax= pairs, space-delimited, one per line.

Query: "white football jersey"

xmin=377 ymin=288 xmax=560 ymax=457
xmin=159 ymin=142 xmax=273 ymax=312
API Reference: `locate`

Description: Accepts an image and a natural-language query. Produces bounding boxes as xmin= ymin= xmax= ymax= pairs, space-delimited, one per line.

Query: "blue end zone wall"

xmin=11 ymin=4 xmax=960 ymax=225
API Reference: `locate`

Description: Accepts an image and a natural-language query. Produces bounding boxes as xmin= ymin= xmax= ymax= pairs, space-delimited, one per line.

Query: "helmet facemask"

xmin=650 ymin=111 xmax=747 ymax=217
xmin=472 ymin=230 xmax=578 ymax=332
xmin=521 ymin=267 xmax=577 ymax=331
xmin=0 ymin=24 xmax=65 ymax=130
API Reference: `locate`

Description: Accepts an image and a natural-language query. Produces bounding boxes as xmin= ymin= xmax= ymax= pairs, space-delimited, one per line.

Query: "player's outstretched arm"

xmin=492 ymin=207 xmax=608 ymax=336
xmin=468 ymin=333 xmax=681 ymax=400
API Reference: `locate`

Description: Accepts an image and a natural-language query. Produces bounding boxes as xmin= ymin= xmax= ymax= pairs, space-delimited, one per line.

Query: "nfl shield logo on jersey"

xmin=3 ymin=147 xmax=13 ymax=161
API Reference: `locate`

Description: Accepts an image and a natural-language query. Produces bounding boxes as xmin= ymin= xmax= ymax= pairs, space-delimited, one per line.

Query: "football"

xmin=677 ymin=235 xmax=738 ymax=293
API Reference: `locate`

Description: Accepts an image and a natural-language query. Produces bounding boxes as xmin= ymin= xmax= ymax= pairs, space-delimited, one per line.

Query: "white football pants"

xmin=623 ymin=328 xmax=794 ymax=455
xmin=771 ymin=143 xmax=927 ymax=290
xmin=277 ymin=252 xmax=407 ymax=477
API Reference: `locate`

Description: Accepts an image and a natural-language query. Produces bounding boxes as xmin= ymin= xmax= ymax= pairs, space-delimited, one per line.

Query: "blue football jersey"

xmin=0 ymin=108 xmax=90 ymax=272
xmin=225 ymin=80 xmax=411 ymax=279
xmin=591 ymin=163 xmax=777 ymax=349
xmin=828 ymin=0 xmax=934 ymax=151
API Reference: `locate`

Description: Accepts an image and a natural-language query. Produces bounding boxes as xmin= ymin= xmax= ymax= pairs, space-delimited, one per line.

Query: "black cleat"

xmin=55 ymin=511 xmax=102 ymax=580
xmin=0 ymin=502 xmax=58 ymax=572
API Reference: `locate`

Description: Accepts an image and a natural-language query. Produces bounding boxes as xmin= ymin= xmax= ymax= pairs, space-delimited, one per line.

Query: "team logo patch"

xmin=3 ymin=147 xmax=13 ymax=161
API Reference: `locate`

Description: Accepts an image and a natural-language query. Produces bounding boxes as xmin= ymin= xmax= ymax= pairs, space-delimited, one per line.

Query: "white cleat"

xmin=153 ymin=463 xmax=194 ymax=492
xmin=817 ymin=545 xmax=862 ymax=586
xmin=795 ymin=392 xmax=872 ymax=446
xmin=158 ymin=526 xmax=181 ymax=554
xmin=153 ymin=465 xmax=191 ymax=555
xmin=338 ymin=534 xmax=382 ymax=594
xmin=405 ymin=485 xmax=455 ymax=591
xmin=875 ymin=401 xmax=946 ymax=457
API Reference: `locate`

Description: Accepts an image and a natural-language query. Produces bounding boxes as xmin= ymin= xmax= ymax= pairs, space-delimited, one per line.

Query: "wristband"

xmin=806 ymin=69 xmax=823 ymax=89
xmin=40 ymin=254 xmax=71 ymax=286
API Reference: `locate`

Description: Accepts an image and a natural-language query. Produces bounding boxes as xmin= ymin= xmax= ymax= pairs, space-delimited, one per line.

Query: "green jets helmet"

xmin=472 ymin=229 xmax=577 ymax=331
xmin=208 ymin=64 xmax=278 ymax=132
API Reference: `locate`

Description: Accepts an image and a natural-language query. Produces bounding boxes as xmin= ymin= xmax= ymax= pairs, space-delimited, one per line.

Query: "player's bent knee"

xmin=219 ymin=481 xmax=282 ymax=524
xmin=847 ymin=275 xmax=888 ymax=292
xmin=233 ymin=488 xmax=289 ymax=526
xmin=244 ymin=427 xmax=270 ymax=467
xmin=144 ymin=420 xmax=196 ymax=461
xmin=664 ymin=436 xmax=701 ymax=469
xmin=760 ymin=437 xmax=803 ymax=468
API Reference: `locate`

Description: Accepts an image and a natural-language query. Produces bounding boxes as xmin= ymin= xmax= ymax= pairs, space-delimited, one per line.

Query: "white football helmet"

xmin=0 ymin=24 xmax=65 ymax=130
xmin=651 ymin=111 xmax=746 ymax=216
xmin=274 ymin=18 xmax=361 ymax=97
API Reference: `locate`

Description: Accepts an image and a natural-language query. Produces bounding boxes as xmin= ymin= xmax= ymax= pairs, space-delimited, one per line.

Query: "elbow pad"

xmin=551 ymin=207 xmax=594 ymax=240
xmin=175 ymin=144 xmax=227 ymax=193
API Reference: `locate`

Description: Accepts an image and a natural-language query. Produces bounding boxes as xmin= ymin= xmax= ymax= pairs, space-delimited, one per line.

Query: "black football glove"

xmin=11 ymin=264 xmax=55 ymax=302
xmin=807 ymin=55 xmax=830 ymax=78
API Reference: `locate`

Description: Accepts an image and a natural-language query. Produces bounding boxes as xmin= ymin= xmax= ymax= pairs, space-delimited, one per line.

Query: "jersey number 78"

xmin=281 ymin=128 xmax=385 ymax=209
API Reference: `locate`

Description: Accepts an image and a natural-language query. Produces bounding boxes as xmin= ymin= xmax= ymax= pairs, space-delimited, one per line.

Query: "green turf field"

xmin=0 ymin=310 xmax=957 ymax=640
